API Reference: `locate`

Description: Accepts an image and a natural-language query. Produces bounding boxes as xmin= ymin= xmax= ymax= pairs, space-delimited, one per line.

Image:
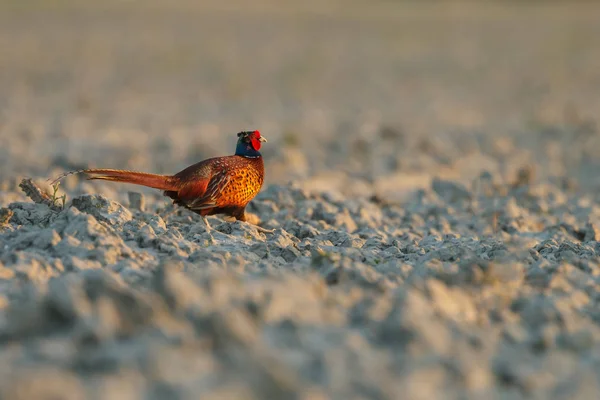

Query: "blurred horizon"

xmin=1 ymin=0 xmax=599 ymax=199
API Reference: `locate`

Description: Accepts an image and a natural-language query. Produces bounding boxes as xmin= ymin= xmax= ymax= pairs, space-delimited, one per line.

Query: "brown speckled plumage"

xmin=165 ymin=154 xmax=264 ymax=221
xmin=50 ymin=131 xmax=268 ymax=226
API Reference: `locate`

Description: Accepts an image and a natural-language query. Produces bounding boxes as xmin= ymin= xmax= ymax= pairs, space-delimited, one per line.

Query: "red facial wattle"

xmin=250 ymin=130 xmax=262 ymax=151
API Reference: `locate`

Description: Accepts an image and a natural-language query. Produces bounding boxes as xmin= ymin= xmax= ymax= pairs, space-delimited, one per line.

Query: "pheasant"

xmin=50 ymin=130 xmax=271 ymax=233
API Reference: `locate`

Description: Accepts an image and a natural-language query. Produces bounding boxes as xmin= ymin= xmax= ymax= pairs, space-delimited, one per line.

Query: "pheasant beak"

xmin=258 ymin=136 xmax=268 ymax=143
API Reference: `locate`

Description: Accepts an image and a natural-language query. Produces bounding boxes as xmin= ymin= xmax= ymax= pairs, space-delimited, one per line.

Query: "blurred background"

xmin=1 ymin=0 xmax=599 ymax=202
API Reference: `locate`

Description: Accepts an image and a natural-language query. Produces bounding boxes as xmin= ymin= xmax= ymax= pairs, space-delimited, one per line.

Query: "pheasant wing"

xmin=185 ymin=169 xmax=231 ymax=210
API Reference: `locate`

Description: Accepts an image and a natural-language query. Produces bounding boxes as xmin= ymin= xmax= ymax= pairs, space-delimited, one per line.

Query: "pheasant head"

xmin=235 ymin=130 xmax=267 ymax=158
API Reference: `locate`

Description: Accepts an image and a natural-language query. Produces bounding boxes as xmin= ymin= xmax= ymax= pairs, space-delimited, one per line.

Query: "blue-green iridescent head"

xmin=235 ymin=130 xmax=267 ymax=158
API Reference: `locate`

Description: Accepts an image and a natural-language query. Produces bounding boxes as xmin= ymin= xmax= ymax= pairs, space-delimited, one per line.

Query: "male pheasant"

xmin=50 ymin=130 xmax=270 ymax=233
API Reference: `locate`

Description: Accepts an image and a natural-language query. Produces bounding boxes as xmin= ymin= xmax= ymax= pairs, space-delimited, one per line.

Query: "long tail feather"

xmin=49 ymin=168 xmax=178 ymax=191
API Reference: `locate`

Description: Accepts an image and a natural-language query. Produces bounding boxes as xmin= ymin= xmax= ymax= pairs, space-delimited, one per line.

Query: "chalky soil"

xmin=1 ymin=176 xmax=600 ymax=398
xmin=1 ymin=1 xmax=600 ymax=398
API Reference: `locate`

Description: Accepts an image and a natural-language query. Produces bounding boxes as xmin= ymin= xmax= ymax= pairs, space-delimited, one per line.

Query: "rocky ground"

xmin=1 ymin=1 xmax=600 ymax=399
